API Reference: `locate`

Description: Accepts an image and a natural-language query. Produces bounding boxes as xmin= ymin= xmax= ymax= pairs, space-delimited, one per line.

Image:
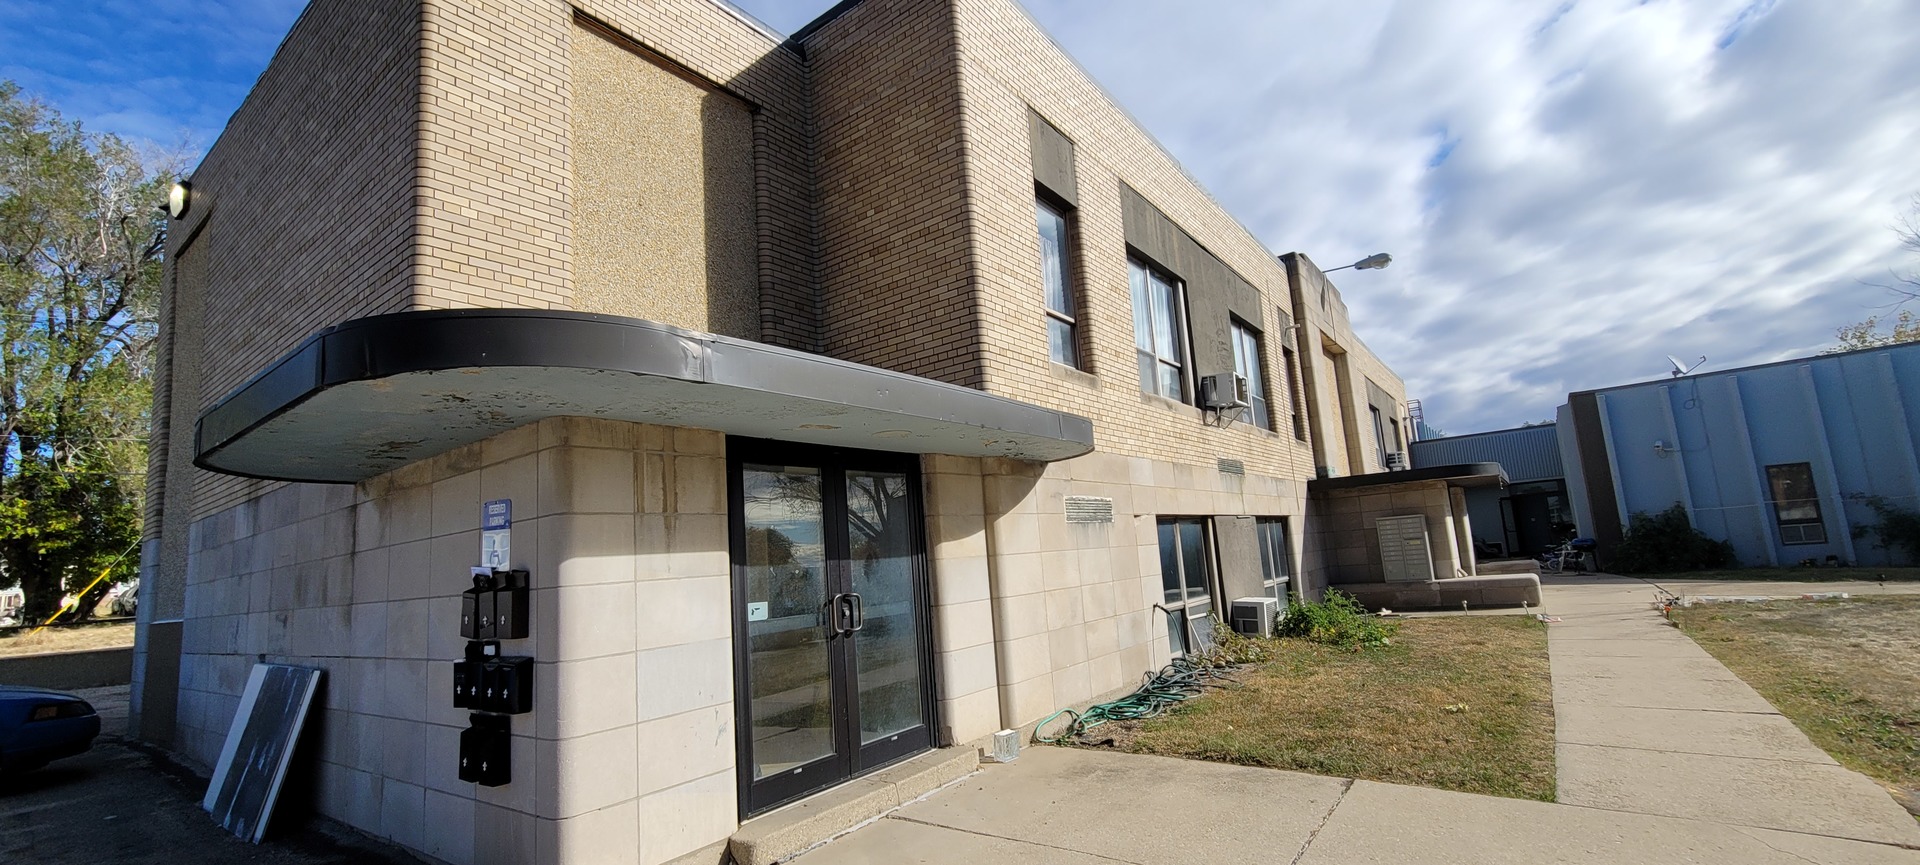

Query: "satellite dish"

xmin=1667 ymin=355 xmax=1706 ymax=378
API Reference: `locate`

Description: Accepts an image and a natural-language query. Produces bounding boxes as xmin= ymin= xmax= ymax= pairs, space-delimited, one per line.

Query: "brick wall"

xmin=805 ymin=0 xmax=985 ymax=386
xmin=159 ymin=0 xmax=422 ymax=522
xmin=943 ymin=0 xmax=1321 ymax=481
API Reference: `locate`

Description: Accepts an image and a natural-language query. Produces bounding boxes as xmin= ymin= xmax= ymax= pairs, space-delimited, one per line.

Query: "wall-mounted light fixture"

xmin=168 ymin=181 xmax=191 ymax=220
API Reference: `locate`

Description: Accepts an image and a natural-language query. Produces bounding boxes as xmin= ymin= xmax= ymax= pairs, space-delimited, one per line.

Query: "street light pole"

xmin=1321 ymin=253 xmax=1392 ymax=273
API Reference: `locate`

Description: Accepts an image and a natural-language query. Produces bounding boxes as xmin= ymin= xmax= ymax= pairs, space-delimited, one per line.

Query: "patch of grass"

xmin=1672 ymin=596 xmax=1920 ymax=816
xmin=1642 ymin=567 xmax=1920 ymax=582
xmin=0 ymin=621 xmax=136 ymax=657
xmin=1100 ymin=616 xmax=1555 ymax=801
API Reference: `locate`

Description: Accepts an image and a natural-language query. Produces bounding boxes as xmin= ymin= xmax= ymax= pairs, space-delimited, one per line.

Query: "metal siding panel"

xmin=1408 ymin=425 xmax=1565 ymax=482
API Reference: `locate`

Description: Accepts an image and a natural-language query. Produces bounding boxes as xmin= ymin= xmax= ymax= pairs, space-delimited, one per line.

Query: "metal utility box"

xmin=460 ymin=568 xmax=531 ymax=640
xmin=1229 ymin=597 xmax=1279 ymax=637
xmin=1375 ymin=515 xmax=1435 ymax=582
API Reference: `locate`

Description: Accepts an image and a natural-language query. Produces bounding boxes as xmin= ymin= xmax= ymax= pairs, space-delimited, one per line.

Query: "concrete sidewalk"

xmin=789 ymin=747 xmax=1919 ymax=864
xmin=1546 ymin=576 xmax=1920 ymax=848
xmin=790 ymin=576 xmax=1920 ymax=864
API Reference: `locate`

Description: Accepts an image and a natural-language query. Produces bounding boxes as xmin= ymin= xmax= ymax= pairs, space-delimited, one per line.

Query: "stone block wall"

xmin=171 ymin=418 xmax=736 ymax=865
xmin=1311 ymin=481 xmax=1465 ymax=586
xmin=970 ymin=450 xmax=1305 ymax=732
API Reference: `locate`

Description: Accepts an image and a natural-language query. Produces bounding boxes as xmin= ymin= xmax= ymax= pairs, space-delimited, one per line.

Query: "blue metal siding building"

xmin=1411 ymin=424 xmax=1569 ymax=557
xmin=1558 ymin=342 xmax=1920 ymax=567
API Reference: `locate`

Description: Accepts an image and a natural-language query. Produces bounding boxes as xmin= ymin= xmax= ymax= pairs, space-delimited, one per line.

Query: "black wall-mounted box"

xmin=458 ymin=713 xmax=512 ymax=787
xmin=460 ymin=568 xmax=530 ymax=640
xmin=481 ymin=656 xmax=534 ymax=714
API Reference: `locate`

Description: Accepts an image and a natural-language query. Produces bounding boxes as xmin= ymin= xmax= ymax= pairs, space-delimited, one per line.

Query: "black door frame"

xmin=727 ymin=437 xmax=940 ymax=817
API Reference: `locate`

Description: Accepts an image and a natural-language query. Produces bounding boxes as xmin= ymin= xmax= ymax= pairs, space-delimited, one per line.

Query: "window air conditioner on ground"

xmin=1384 ymin=451 xmax=1408 ymax=470
xmin=1201 ymin=372 xmax=1250 ymax=410
xmin=1229 ymin=597 xmax=1280 ymax=638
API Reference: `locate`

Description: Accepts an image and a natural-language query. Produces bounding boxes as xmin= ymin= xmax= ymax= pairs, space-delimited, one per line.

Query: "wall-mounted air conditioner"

xmin=1229 ymin=597 xmax=1280 ymax=638
xmin=1384 ymin=451 xmax=1408 ymax=471
xmin=1200 ymin=372 xmax=1250 ymax=410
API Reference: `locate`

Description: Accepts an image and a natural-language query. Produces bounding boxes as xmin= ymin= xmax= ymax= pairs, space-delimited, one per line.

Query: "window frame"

xmin=1764 ymin=463 xmax=1827 ymax=545
xmin=1255 ymin=517 xmax=1292 ymax=603
xmin=1034 ymin=196 xmax=1080 ymax=369
xmin=1230 ymin=318 xmax=1270 ymax=431
xmin=1370 ymin=405 xmax=1390 ymax=469
xmin=1130 ymin=257 xmax=1193 ymax=404
xmin=1156 ymin=517 xmax=1216 ymax=656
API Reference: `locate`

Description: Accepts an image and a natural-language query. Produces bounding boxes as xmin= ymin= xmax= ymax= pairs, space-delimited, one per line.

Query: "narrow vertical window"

xmin=1230 ymin=320 xmax=1269 ymax=430
xmin=1035 ymin=199 xmax=1078 ymax=367
xmin=1370 ymin=405 xmax=1389 ymax=469
xmin=1256 ymin=517 xmax=1292 ymax=602
xmin=1156 ymin=517 xmax=1215 ymax=656
xmin=1130 ymin=258 xmax=1189 ymax=402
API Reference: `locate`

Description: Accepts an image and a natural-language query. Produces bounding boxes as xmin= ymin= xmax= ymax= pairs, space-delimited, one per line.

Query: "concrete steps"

xmin=725 ymin=746 xmax=981 ymax=865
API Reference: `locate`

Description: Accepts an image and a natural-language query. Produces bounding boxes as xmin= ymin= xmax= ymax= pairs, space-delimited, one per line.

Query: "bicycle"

xmin=1536 ymin=537 xmax=1596 ymax=574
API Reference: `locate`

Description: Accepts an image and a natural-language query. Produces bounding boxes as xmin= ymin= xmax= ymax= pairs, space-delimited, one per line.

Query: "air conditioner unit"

xmin=1200 ymin=372 xmax=1250 ymax=410
xmin=1384 ymin=451 xmax=1408 ymax=471
xmin=1229 ymin=597 xmax=1280 ymax=638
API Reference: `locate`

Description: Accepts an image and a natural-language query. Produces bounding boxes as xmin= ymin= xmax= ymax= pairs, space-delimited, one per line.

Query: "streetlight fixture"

xmin=1322 ymin=253 xmax=1391 ymax=273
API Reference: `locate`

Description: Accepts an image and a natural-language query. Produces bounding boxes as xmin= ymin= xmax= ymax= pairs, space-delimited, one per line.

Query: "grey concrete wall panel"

xmin=194 ymin=310 xmax=1096 ymax=483
xmin=1554 ymin=405 xmax=1593 ymax=538
xmin=138 ymin=621 xmax=181 ymax=745
xmin=1117 ymin=184 xmax=1264 ymax=383
xmin=1364 ymin=378 xmax=1396 ymax=414
xmin=1410 ymin=424 xmax=1566 ymax=483
xmin=0 ymin=646 xmax=133 ymax=690
xmin=1566 ymin=392 xmax=1624 ymax=556
xmin=1027 ymin=110 xmax=1076 ymax=206
xmin=1211 ymin=515 xmax=1262 ymax=602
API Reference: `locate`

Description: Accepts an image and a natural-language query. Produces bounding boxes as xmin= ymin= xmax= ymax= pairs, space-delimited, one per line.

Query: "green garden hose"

xmin=1033 ymin=654 xmax=1241 ymax=744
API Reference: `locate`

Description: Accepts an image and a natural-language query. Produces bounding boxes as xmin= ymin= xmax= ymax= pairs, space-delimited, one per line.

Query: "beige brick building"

xmin=133 ymin=1 xmax=1507 ymax=863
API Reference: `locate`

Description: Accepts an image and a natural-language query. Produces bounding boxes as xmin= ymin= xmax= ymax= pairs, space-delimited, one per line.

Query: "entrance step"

xmin=728 ymin=746 xmax=981 ymax=865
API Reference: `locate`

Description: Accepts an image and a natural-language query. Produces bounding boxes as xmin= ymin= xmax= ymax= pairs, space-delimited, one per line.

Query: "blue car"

xmin=0 ymin=685 xmax=101 ymax=775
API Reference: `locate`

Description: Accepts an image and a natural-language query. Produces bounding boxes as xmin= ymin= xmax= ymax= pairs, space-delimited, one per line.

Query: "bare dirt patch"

xmin=1673 ymin=595 xmax=1920 ymax=817
xmin=1075 ymin=616 xmax=1556 ymax=801
xmin=0 ymin=620 xmax=135 ymax=657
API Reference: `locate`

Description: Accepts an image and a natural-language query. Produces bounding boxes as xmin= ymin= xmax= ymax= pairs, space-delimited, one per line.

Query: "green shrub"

xmin=1853 ymin=495 xmax=1920 ymax=562
xmin=1206 ymin=615 xmax=1276 ymax=664
xmin=1607 ymin=504 xmax=1736 ymax=573
xmin=1277 ymin=589 xmax=1397 ymax=649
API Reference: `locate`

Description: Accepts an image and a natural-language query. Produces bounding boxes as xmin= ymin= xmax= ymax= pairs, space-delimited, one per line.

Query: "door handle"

xmin=825 ymin=593 xmax=848 ymax=635
xmin=848 ymin=593 xmax=865 ymax=632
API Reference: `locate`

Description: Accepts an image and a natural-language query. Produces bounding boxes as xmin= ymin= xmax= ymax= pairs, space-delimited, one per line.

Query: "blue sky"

xmin=6 ymin=0 xmax=1919 ymax=435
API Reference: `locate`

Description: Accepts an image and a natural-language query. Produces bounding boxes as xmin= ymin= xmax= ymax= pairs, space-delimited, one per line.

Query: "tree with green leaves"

xmin=0 ymin=81 xmax=169 ymax=623
xmin=1830 ymin=196 xmax=1920 ymax=353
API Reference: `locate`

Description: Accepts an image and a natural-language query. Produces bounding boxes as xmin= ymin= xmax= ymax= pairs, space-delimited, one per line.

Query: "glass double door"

xmin=729 ymin=439 xmax=934 ymax=815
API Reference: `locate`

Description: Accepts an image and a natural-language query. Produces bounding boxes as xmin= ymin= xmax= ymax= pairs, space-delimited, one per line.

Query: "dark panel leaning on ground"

xmin=1568 ymin=392 xmax=1625 ymax=558
xmin=1119 ymin=184 xmax=1266 ymax=385
xmin=1028 ymin=109 xmax=1077 ymax=205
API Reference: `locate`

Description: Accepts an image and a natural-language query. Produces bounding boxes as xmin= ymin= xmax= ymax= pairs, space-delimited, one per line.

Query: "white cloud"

xmin=30 ymin=0 xmax=1917 ymax=435
xmin=994 ymin=0 xmax=1920 ymax=433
